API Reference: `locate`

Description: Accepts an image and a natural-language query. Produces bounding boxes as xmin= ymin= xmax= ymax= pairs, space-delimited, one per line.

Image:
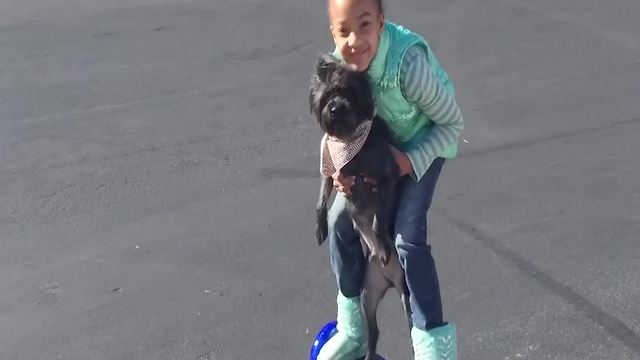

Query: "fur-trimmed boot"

xmin=317 ymin=292 xmax=367 ymax=360
xmin=410 ymin=323 xmax=457 ymax=360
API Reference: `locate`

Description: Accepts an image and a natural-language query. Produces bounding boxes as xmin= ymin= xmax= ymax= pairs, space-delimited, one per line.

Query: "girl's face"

xmin=328 ymin=0 xmax=384 ymax=72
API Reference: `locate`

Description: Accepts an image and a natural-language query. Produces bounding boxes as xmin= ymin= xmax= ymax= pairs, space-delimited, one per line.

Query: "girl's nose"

xmin=347 ymin=31 xmax=361 ymax=48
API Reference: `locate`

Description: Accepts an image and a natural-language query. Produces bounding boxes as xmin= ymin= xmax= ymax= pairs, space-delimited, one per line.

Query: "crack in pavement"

xmin=437 ymin=209 xmax=640 ymax=355
xmin=458 ymin=117 xmax=640 ymax=160
xmin=257 ymin=117 xmax=640 ymax=180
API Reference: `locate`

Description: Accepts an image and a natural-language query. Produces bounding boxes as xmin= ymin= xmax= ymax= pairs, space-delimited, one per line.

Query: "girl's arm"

xmin=400 ymin=45 xmax=464 ymax=181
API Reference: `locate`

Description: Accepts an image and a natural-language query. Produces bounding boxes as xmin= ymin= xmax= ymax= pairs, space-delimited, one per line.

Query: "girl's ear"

xmin=329 ymin=24 xmax=337 ymax=43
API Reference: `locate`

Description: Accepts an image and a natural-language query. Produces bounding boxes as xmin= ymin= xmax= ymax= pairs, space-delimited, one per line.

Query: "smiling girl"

xmin=317 ymin=0 xmax=464 ymax=359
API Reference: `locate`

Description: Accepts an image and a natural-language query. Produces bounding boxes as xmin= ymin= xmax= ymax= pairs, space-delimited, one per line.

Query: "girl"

xmin=317 ymin=0 xmax=464 ymax=359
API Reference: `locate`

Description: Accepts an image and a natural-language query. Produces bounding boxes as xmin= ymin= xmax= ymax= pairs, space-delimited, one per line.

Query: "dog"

xmin=309 ymin=53 xmax=412 ymax=359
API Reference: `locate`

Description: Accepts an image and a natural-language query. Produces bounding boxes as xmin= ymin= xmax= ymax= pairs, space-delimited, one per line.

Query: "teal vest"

xmin=334 ymin=21 xmax=458 ymax=158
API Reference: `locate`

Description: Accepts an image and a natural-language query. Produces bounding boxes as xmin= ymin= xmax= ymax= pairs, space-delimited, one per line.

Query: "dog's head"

xmin=309 ymin=53 xmax=375 ymax=140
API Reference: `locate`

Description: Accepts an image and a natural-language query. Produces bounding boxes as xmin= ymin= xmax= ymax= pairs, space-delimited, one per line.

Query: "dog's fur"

xmin=309 ymin=53 xmax=412 ymax=359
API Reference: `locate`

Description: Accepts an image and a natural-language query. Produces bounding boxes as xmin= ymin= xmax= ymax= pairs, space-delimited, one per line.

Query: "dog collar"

xmin=320 ymin=117 xmax=374 ymax=177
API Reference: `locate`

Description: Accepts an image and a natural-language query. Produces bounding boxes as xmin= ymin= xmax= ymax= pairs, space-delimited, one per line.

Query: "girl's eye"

xmin=361 ymin=22 xmax=370 ymax=29
xmin=338 ymin=28 xmax=348 ymax=36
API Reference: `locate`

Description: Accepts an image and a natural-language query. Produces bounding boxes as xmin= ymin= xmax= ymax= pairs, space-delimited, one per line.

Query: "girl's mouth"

xmin=350 ymin=48 xmax=369 ymax=58
xmin=349 ymin=49 xmax=370 ymax=66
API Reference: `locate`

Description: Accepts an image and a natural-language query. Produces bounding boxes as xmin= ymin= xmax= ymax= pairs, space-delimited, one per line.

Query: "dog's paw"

xmin=367 ymin=245 xmax=389 ymax=267
xmin=379 ymin=239 xmax=393 ymax=267
xmin=379 ymin=248 xmax=390 ymax=267
xmin=315 ymin=222 xmax=328 ymax=246
xmin=316 ymin=207 xmax=329 ymax=246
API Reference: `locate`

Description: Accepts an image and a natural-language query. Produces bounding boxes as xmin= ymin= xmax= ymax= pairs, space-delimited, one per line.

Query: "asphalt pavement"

xmin=1 ymin=0 xmax=639 ymax=359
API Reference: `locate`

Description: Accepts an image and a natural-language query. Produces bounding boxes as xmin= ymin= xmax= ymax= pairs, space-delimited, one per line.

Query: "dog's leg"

xmin=376 ymin=248 xmax=413 ymax=331
xmin=353 ymin=209 xmax=385 ymax=264
xmin=400 ymin=285 xmax=413 ymax=330
xmin=315 ymin=176 xmax=333 ymax=246
xmin=393 ymin=268 xmax=413 ymax=330
xmin=372 ymin=182 xmax=395 ymax=266
xmin=379 ymin=248 xmax=413 ymax=331
xmin=362 ymin=260 xmax=389 ymax=360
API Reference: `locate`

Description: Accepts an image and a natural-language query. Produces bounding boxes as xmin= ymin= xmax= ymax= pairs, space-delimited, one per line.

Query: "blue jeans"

xmin=328 ymin=157 xmax=446 ymax=331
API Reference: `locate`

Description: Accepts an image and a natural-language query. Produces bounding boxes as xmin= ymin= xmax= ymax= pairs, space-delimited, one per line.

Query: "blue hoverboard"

xmin=309 ymin=320 xmax=385 ymax=360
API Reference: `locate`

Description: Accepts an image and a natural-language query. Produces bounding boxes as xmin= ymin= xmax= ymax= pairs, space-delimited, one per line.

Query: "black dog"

xmin=309 ymin=53 xmax=412 ymax=359
xmin=309 ymin=53 xmax=398 ymax=265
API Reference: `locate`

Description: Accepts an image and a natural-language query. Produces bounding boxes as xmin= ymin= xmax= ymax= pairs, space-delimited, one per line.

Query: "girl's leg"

xmin=328 ymin=193 xmax=366 ymax=297
xmin=318 ymin=193 xmax=368 ymax=360
xmin=394 ymin=158 xmax=445 ymax=330
xmin=393 ymin=158 xmax=457 ymax=360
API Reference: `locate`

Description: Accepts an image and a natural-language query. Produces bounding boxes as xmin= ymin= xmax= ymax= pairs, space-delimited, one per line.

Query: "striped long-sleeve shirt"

xmin=399 ymin=45 xmax=464 ymax=180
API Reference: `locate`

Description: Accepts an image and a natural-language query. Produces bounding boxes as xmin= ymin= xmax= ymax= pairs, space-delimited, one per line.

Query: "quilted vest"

xmin=333 ymin=21 xmax=458 ymax=158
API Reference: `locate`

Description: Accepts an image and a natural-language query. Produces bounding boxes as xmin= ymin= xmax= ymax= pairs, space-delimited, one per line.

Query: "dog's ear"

xmin=309 ymin=75 xmax=319 ymax=114
xmin=316 ymin=53 xmax=339 ymax=82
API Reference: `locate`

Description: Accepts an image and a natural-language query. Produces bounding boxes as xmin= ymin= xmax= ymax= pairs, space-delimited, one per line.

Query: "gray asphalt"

xmin=1 ymin=0 xmax=639 ymax=359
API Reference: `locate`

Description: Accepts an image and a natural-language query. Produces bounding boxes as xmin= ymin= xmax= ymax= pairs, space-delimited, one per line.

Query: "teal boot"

xmin=411 ymin=323 xmax=457 ymax=360
xmin=317 ymin=292 xmax=367 ymax=360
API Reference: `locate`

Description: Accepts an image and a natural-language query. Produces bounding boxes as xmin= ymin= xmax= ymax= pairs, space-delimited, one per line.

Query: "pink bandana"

xmin=320 ymin=119 xmax=373 ymax=177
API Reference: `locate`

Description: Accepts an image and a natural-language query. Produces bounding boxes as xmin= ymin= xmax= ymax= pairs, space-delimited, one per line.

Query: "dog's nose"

xmin=330 ymin=105 xmax=344 ymax=117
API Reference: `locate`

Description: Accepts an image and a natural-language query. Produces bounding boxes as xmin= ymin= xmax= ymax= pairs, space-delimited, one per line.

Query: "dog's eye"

xmin=343 ymin=88 xmax=358 ymax=105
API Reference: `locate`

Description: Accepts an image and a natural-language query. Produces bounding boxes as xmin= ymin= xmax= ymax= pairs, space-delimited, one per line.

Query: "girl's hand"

xmin=332 ymin=172 xmax=380 ymax=194
xmin=390 ymin=146 xmax=413 ymax=177
xmin=332 ymin=147 xmax=411 ymax=195
xmin=362 ymin=147 xmax=411 ymax=191
xmin=332 ymin=171 xmax=355 ymax=195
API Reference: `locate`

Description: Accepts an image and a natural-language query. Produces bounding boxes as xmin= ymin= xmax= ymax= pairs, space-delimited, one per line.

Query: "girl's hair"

xmin=327 ymin=0 xmax=385 ymax=15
